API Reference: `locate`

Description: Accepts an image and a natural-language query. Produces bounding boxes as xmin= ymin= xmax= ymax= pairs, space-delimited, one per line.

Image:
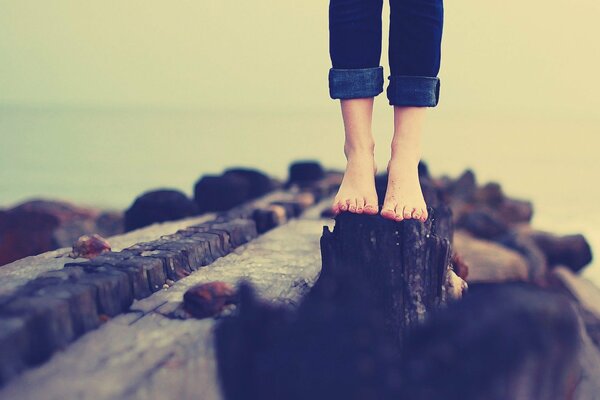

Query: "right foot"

xmin=332 ymin=150 xmax=379 ymax=215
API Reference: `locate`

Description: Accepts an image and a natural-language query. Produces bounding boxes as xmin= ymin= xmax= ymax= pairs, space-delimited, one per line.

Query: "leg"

xmin=328 ymin=0 xmax=384 ymax=215
xmin=329 ymin=0 xmax=384 ymax=70
xmin=381 ymin=0 xmax=444 ymax=222
xmin=387 ymin=0 xmax=443 ymax=83
xmin=332 ymin=98 xmax=379 ymax=215
xmin=380 ymin=106 xmax=428 ymax=221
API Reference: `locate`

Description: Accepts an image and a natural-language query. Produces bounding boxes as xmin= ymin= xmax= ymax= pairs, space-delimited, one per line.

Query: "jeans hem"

xmin=386 ymin=75 xmax=440 ymax=107
xmin=329 ymin=66 xmax=384 ymax=99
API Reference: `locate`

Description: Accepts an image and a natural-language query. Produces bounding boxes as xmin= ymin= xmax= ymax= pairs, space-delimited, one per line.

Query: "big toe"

xmin=364 ymin=204 xmax=378 ymax=215
xmin=380 ymin=204 xmax=397 ymax=220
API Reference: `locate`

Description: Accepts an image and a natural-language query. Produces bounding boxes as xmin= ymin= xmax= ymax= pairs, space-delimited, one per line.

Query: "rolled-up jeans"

xmin=328 ymin=0 xmax=443 ymax=107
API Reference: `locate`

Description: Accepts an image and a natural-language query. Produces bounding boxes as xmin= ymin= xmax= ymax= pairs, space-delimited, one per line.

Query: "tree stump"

xmin=318 ymin=206 xmax=452 ymax=347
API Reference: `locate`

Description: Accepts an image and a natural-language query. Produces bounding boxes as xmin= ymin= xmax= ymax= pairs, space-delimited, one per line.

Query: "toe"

xmin=412 ymin=208 xmax=422 ymax=220
xmin=364 ymin=205 xmax=378 ymax=215
xmin=339 ymin=199 xmax=349 ymax=212
xmin=403 ymin=206 xmax=414 ymax=220
xmin=364 ymin=204 xmax=378 ymax=215
xmin=421 ymin=208 xmax=429 ymax=222
xmin=364 ymin=197 xmax=378 ymax=215
xmin=348 ymin=198 xmax=358 ymax=213
xmin=355 ymin=198 xmax=365 ymax=214
xmin=380 ymin=198 xmax=396 ymax=219
xmin=394 ymin=205 xmax=404 ymax=221
xmin=381 ymin=204 xmax=396 ymax=219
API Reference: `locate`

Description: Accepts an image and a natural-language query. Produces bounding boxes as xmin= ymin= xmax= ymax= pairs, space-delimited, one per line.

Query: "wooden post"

xmin=318 ymin=205 xmax=452 ymax=347
xmin=215 ymin=204 xmax=455 ymax=399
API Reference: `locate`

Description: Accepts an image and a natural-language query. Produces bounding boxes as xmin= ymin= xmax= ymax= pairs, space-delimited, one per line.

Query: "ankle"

xmin=388 ymin=152 xmax=420 ymax=169
xmin=344 ymin=141 xmax=375 ymax=158
xmin=390 ymin=140 xmax=420 ymax=163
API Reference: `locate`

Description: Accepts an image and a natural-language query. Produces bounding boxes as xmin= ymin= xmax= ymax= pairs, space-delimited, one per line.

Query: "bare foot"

xmin=380 ymin=155 xmax=428 ymax=222
xmin=332 ymin=150 xmax=379 ymax=215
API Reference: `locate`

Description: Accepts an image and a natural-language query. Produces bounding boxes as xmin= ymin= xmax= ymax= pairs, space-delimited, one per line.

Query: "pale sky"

xmin=1 ymin=0 xmax=599 ymax=116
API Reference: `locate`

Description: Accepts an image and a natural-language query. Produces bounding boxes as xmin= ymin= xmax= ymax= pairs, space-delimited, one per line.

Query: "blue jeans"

xmin=329 ymin=0 xmax=443 ymax=106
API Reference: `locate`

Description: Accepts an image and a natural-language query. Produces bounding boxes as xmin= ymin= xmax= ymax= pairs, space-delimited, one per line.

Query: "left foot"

xmin=332 ymin=149 xmax=379 ymax=216
xmin=380 ymin=155 xmax=428 ymax=222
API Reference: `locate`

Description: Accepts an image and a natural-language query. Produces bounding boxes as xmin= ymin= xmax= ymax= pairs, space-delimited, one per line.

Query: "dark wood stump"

xmin=319 ymin=206 xmax=452 ymax=347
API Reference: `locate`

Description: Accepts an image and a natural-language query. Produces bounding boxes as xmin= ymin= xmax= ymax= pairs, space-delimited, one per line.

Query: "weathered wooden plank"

xmin=0 ymin=177 xmax=340 ymax=393
xmin=0 ymin=200 xmax=331 ymax=400
xmin=117 ymin=257 xmax=168 ymax=294
xmin=153 ymin=240 xmax=213 ymax=271
xmin=76 ymin=266 xmax=133 ymax=317
xmin=1 ymin=295 xmax=75 ymax=364
xmin=204 ymin=219 xmax=258 ymax=248
xmin=168 ymin=229 xmax=229 ymax=258
xmin=135 ymin=249 xmax=192 ymax=282
xmin=0 ymin=189 xmax=315 ymax=301
xmin=0 ymin=214 xmax=217 ymax=298
xmin=0 ymin=316 xmax=31 ymax=386
xmin=32 ymin=283 xmax=100 ymax=337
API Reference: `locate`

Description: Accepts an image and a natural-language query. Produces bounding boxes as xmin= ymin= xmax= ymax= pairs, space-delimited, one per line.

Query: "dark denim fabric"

xmin=328 ymin=66 xmax=384 ymax=99
xmin=328 ymin=0 xmax=444 ymax=107
xmin=386 ymin=75 xmax=440 ymax=107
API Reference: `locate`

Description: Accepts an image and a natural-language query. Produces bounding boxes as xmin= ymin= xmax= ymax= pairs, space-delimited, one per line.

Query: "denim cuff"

xmin=328 ymin=66 xmax=384 ymax=100
xmin=386 ymin=75 xmax=440 ymax=107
